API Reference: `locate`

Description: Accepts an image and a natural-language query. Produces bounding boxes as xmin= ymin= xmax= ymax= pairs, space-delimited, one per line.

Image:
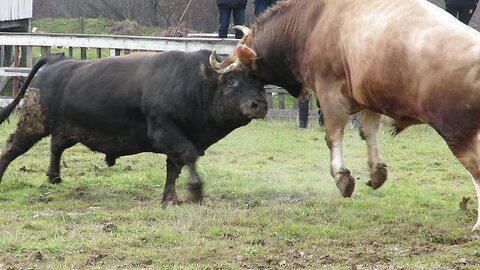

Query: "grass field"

xmin=0 ymin=118 xmax=479 ymax=269
xmin=32 ymin=18 xmax=165 ymax=36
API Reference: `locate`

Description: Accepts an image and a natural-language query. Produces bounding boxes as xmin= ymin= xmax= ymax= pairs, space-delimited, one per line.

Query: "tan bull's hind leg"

xmin=317 ymin=80 xmax=355 ymax=197
xmin=472 ymin=176 xmax=480 ymax=231
xmin=447 ymin=137 xmax=480 ymax=231
xmin=359 ymin=110 xmax=388 ymax=189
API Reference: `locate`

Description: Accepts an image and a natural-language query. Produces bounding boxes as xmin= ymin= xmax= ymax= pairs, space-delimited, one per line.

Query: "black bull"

xmin=0 ymin=50 xmax=267 ymax=204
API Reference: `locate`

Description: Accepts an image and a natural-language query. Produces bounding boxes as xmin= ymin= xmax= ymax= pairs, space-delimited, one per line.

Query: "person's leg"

xmin=445 ymin=4 xmax=459 ymax=18
xmin=232 ymin=8 xmax=246 ymax=39
xmin=458 ymin=3 xmax=477 ymax=24
xmin=318 ymin=110 xmax=324 ymax=127
xmin=268 ymin=0 xmax=278 ymax=6
xmin=218 ymin=8 xmax=231 ymax=38
xmin=298 ymin=98 xmax=310 ymax=128
xmin=254 ymin=0 xmax=268 ymax=17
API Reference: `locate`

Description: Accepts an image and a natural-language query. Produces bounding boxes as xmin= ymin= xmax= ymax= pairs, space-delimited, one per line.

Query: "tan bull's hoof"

xmin=367 ymin=163 xmax=388 ymax=189
xmin=336 ymin=168 xmax=355 ymax=197
xmin=472 ymin=221 xmax=480 ymax=232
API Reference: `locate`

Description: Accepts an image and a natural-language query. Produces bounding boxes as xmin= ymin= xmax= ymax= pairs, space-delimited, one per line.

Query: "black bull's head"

xmin=210 ymin=44 xmax=268 ymax=120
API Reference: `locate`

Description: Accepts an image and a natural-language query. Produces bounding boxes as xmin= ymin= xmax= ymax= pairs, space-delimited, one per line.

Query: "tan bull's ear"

xmin=236 ymin=44 xmax=257 ymax=70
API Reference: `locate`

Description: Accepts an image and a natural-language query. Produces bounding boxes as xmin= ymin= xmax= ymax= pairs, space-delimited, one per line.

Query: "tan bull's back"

xmin=304 ymin=0 xmax=480 ymax=121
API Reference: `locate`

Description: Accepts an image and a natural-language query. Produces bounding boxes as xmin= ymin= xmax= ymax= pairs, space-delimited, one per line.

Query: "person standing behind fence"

xmin=445 ymin=0 xmax=478 ymax=24
xmin=297 ymin=95 xmax=324 ymax=129
xmin=217 ymin=0 xmax=247 ymax=39
xmin=254 ymin=0 xmax=277 ymax=17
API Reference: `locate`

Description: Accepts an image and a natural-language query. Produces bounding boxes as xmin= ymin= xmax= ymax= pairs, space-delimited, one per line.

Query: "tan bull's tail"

xmin=0 ymin=53 xmax=66 ymax=124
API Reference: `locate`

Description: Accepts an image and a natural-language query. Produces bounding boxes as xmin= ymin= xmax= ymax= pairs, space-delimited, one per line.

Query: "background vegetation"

xmin=0 ymin=118 xmax=479 ymax=269
xmin=31 ymin=0 xmax=480 ymax=34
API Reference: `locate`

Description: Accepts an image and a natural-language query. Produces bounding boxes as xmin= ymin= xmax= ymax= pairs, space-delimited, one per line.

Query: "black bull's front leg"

xmin=148 ymin=120 xmax=203 ymax=204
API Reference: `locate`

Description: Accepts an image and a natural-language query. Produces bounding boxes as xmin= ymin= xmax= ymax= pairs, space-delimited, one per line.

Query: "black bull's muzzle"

xmin=240 ymin=97 xmax=268 ymax=119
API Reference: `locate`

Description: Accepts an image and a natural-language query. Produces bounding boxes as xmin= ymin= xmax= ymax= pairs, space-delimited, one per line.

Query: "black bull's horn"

xmin=209 ymin=51 xmax=241 ymax=74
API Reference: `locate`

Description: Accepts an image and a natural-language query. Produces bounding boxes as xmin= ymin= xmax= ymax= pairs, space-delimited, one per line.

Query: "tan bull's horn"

xmin=209 ymin=51 xmax=222 ymax=71
xmin=216 ymin=59 xmax=241 ymax=74
xmin=233 ymin=25 xmax=252 ymax=36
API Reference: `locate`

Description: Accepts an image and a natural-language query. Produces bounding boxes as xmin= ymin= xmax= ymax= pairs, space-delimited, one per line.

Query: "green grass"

xmin=32 ymin=17 xmax=164 ymax=36
xmin=0 ymin=118 xmax=479 ymax=269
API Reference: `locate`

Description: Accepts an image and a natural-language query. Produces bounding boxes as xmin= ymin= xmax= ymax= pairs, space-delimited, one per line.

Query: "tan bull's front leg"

xmin=324 ymin=128 xmax=355 ymax=197
xmin=359 ymin=109 xmax=388 ymax=189
xmin=317 ymin=80 xmax=355 ymax=197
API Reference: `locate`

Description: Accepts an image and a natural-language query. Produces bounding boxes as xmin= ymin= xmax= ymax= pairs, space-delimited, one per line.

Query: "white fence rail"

xmin=0 ymin=32 xmax=237 ymax=55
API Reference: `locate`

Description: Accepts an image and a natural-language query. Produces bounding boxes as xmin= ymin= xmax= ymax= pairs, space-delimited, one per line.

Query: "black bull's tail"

xmin=0 ymin=53 xmax=67 ymax=124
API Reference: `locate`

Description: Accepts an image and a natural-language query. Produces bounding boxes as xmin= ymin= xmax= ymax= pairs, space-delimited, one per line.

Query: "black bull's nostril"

xmin=242 ymin=98 xmax=268 ymax=118
xmin=251 ymin=101 xmax=259 ymax=111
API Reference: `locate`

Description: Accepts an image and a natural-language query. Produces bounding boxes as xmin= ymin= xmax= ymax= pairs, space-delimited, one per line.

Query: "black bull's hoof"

xmin=188 ymin=182 xmax=203 ymax=203
xmin=162 ymin=195 xmax=183 ymax=208
xmin=48 ymin=176 xmax=62 ymax=184
xmin=336 ymin=168 xmax=355 ymax=197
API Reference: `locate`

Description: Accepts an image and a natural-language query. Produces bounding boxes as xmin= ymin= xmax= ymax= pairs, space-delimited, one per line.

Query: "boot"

xmin=318 ymin=110 xmax=324 ymax=127
xmin=298 ymin=98 xmax=309 ymax=128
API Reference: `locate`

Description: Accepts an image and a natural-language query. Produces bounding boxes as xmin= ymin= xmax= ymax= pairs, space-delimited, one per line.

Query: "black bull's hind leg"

xmin=162 ymin=157 xmax=183 ymax=206
xmin=0 ymin=89 xmax=48 ymax=182
xmin=47 ymin=133 xmax=77 ymax=184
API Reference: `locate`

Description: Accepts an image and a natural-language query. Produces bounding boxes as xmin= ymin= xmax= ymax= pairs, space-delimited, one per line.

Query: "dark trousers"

xmin=298 ymin=98 xmax=324 ymax=128
xmin=254 ymin=0 xmax=277 ymax=17
xmin=218 ymin=8 xmax=245 ymax=39
xmin=445 ymin=3 xmax=477 ymax=24
xmin=298 ymin=98 xmax=309 ymax=128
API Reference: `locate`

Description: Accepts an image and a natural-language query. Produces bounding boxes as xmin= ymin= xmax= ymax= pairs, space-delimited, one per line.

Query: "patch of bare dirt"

xmin=86 ymin=253 xmax=107 ymax=266
xmin=27 ymin=251 xmax=42 ymax=262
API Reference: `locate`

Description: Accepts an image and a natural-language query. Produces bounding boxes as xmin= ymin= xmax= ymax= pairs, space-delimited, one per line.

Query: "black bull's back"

xmin=0 ymin=50 xmax=267 ymax=204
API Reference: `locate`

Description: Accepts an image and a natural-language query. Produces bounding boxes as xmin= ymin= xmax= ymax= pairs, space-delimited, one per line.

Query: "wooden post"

xmin=68 ymin=47 xmax=74 ymax=58
xmin=80 ymin=47 xmax=87 ymax=60
xmin=292 ymin=88 xmax=298 ymax=109
xmin=278 ymin=93 xmax=286 ymax=110
xmin=26 ymin=46 xmax=33 ymax=68
xmin=41 ymin=46 xmax=51 ymax=56
xmin=12 ymin=46 xmax=20 ymax=97
xmin=265 ymin=86 xmax=273 ymax=109
xmin=96 ymin=48 xmax=102 ymax=59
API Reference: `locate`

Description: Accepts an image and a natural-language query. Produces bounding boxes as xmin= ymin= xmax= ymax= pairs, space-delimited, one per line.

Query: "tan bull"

xmin=229 ymin=0 xmax=480 ymax=231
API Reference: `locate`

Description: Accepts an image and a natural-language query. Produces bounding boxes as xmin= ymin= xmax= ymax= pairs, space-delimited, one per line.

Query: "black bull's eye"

xmin=228 ymin=80 xmax=237 ymax=87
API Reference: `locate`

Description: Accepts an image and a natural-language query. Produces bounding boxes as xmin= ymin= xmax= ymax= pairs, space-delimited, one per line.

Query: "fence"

xmin=0 ymin=32 xmax=318 ymax=119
